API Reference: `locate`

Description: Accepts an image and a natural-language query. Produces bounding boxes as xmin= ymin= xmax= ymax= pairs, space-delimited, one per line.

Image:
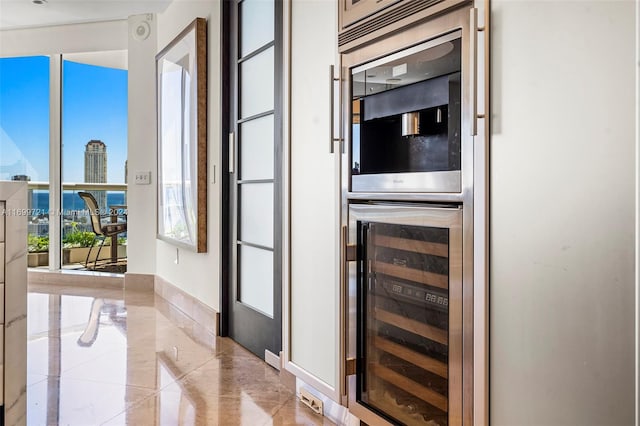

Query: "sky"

xmin=0 ymin=55 xmax=128 ymax=183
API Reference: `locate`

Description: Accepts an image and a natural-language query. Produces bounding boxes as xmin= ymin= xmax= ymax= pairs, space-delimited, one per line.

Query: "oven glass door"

xmin=350 ymin=32 xmax=462 ymax=193
xmin=350 ymin=204 xmax=462 ymax=425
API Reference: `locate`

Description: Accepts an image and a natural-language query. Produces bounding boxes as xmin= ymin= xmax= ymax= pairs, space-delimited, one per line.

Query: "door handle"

xmin=470 ymin=7 xmax=487 ymax=136
xmin=329 ymin=65 xmax=343 ymax=154
xmin=228 ymin=132 xmax=235 ymax=174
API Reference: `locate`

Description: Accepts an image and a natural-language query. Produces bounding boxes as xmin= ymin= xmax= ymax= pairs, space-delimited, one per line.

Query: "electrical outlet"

xmin=134 ymin=171 xmax=151 ymax=185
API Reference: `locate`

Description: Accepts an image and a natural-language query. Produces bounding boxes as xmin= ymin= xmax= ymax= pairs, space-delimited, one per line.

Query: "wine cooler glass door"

xmin=349 ymin=204 xmax=462 ymax=426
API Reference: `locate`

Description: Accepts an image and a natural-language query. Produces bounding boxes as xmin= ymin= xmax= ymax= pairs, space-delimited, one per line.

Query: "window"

xmin=0 ymin=52 xmax=128 ymax=271
xmin=0 ymin=56 xmax=51 ymax=266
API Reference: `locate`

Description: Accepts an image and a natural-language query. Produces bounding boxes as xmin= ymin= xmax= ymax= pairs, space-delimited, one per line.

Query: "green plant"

xmin=28 ymin=234 xmax=49 ymax=253
xmin=62 ymin=230 xmax=96 ymax=248
xmin=62 ymin=221 xmax=96 ymax=248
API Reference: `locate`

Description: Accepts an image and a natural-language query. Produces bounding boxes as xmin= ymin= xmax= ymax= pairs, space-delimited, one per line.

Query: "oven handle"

xmin=470 ymin=8 xmax=478 ymax=136
xmin=329 ymin=65 xmax=343 ymax=154
xmin=470 ymin=7 xmax=487 ymax=136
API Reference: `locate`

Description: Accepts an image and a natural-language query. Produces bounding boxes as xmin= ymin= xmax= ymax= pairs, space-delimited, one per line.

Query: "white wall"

xmin=127 ymin=14 xmax=158 ymax=275
xmin=490 ymin=1 xmax=635 ymax=425
xmin=153 ymin=0 xmax=221 ymax=310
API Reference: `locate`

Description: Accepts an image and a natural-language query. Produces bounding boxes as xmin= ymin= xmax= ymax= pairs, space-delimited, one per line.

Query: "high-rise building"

xmin=84 ymin=140 xmax=107 ymax=209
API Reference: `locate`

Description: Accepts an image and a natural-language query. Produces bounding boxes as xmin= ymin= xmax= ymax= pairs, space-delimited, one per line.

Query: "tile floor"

xmin=26 ymin=283 xmax=335 ymax=425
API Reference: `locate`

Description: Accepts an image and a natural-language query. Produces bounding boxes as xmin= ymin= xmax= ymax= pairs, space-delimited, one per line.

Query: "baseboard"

xmin=154 ymin=275 xmax=220 ymax=339
xmin=124 ymin=273 xmax=154 ymax=292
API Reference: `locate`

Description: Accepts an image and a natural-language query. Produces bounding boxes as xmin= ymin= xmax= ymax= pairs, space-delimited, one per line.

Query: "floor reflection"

xmin=27 ymin=285 xmax=334 ymax=425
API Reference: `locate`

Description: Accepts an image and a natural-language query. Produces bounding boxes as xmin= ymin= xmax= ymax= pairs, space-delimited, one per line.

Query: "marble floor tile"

xmin=173 ymin=355 xmax=294 ymax=405
xmin=27 ymin=284 xmax=334 ymax=426
xmin=101 ymin=393 xmax=284 ymax=426
xmin=28 ymin=377 xmax=155 ymax=425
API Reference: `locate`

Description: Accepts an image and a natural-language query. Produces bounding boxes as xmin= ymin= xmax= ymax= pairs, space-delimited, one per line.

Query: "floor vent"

xmin=300 ymin=389 xmax=324 ymax=416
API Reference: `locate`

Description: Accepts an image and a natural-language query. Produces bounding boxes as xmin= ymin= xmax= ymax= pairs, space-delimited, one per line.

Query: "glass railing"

xmin=26 ymin=182 xmax=127 ymax=271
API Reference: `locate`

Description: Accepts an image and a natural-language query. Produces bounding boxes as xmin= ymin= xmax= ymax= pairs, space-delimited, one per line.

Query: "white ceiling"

xmin=0 ymin=0 xmax=171 ymax=31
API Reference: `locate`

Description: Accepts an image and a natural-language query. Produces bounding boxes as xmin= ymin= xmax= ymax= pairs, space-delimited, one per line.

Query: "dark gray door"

xmin=222 ymin=0 xmax=282 ymax=360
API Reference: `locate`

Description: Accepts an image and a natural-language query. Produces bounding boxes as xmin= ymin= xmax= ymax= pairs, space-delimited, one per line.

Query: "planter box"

xmin=28 ymin=246 xmax=127 ymax=267
xmin=65 ymin=245 xmax=127 ymax=264
xmin=27 ymin=252 xmax=48 ymax=267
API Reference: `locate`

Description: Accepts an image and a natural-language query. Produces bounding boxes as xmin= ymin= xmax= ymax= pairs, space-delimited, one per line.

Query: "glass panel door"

xmin=225 ymin=0 xmax=282 ymax=359
xmin=351 ymin=204 xmax=462 ymax=425
xmin=61 ymin=53 xmax=128 ymax=271
xmin=237 ymin=2 xmax=276 ymax=317
xmin=0 ymin=56 xmax=50 ymax=268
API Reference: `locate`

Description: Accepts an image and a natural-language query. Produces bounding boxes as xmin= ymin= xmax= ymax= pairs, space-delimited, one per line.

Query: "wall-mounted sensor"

xmin=132 ymin=21 xmax=151 ymax=41
xmin=401 ymin=112 xmax=420 ymax=137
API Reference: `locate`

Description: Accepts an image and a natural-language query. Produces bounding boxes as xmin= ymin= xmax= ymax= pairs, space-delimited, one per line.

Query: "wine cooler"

xmin=346 ymin=203 xmax=462 ymax=426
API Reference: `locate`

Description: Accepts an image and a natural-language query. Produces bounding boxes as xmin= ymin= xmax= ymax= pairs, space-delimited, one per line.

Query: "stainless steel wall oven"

xmin=350 ymin=32 xmax=462 ymax=193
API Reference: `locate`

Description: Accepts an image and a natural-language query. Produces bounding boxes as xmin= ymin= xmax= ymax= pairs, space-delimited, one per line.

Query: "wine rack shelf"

xmin=374 ymin=307 xmax=448 ymax=345
xmin=375 ymin=260 xmax=448 ymax=289
xmin=370 ymin=364 xmax=448 ymax=412
xmin=375 ymin=234 xmax=449 ymax=258
xmin=374 ymin=335 xmax=448 ymax=378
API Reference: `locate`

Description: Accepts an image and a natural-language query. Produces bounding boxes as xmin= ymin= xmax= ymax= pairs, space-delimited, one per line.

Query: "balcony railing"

xmin=25 ymin=182 xmax=128 ymax=271
xmin=28 ymin=181 xmax=128 ymax=192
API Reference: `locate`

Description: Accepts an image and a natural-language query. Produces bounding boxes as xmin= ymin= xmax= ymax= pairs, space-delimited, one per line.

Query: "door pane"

xmin=240 ymin=115 xmax=274 ymax=181
xmin=359 ymin=221 xmax=450 ymax=425
xmin=0 ymin=56 xmax=50 ymax=268
xmin=240 ymin=0 xmax=274 ymax=57
xmin=239 ymin=244 xmax=274 ymax=317
xmin=61 ymin=55 xmax=128 ymax=270
xmin=240 ymin=183 xmax=273 ymax=248
xmin=240 ymin=47 xmax=274 ymax=119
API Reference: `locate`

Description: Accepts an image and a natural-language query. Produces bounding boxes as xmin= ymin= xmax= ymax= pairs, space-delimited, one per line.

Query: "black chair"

xmin=78 ymin=191 xmax=127 ymax=270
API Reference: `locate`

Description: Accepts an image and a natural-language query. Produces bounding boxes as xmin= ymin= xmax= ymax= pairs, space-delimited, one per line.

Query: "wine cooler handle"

xmin=342 ymin=225 xmax=357 ymax=387
xmin=329 ymin=65 xmax=343 ymax=154
xmin=470 ymin=7 xmax=487 ymax=137
xmin=341 ymin=225 xmax=348 ymax=389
